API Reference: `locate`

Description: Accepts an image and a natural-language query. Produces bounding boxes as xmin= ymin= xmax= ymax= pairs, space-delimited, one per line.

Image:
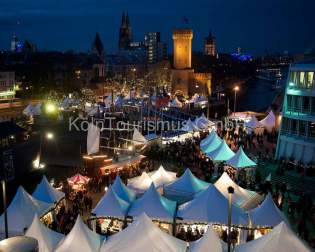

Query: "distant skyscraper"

xmin=204 ymin=32 xmax=216 ymax=56
xmin=119 ymin=11 xmax=133 ymax=50
xmin=11 ymin=34 xmax=18 ymax=52
xmin=144 ymin=32 xmax=165 ymax=64
xmin=91 ymin=33 xmax=105 ymax=61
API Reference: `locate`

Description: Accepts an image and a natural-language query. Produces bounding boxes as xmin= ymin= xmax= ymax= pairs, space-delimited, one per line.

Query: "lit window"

xmin=307 ymin=72 xmax=314 ymax=89
xmin=299 ymin=72 xmax=305 ymax=87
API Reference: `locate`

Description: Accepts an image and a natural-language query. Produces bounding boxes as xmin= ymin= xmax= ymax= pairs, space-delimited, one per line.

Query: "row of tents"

xmin=181 ymin=114 xmax=215 ymax=132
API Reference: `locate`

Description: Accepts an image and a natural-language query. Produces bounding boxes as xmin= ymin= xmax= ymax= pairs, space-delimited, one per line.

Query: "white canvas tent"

xmin=87 ymin=123 xmax=100 ymax=155
xmin=0 ymin=186 xmax=53 ymax=237
xmin=181 ymin=119 xmax=200 ymax=132
xmin=128 ymin=183 xmax=177 ymax=221
xmin=177 ymin=184 xmax=248 ymax=225
xmin=259 ymin=110 xmax=276 ymax=132
xmin=92 ymin=186 xmax=130 ymax=218
xmin=201 ymin=133 xmax=222 ymax=154
xmin=55 ymin=215 xmax=103 ymax=252
xmin=235 ymin=222 xmax=311 ymax=252
xmin=214 ymin=172 xmax=262 ymax=209
xmin=127 ymin=172 xmax=153 ymax=194
xmin=164 ymin=169 xmax=209 ymax=201
xmin=226 ymin=147 xmax=256 ymax=169
xmin=112 ymin=176 xmax=136 ymax=203
xmin=189 ymin=226 xmax=223 ymax=252
xmin=148 ymin=165 xmax=177 ymax=188
xmin=100 ymin=213 xmax=187 ymax=252
xmin=32 ymin=176 xmax=65 ymax=204
xmin=206 ymin=140 xmax=235 ymax=161
xmin=249 ymin=193 xmax=288 ymax=227
xmin=244 ymin=116 xmax=264 ymax=135
xmin=25 ymin=214 xmax=64 ymax=252
xmin=132 ymin=128 xmax=147 ymax=146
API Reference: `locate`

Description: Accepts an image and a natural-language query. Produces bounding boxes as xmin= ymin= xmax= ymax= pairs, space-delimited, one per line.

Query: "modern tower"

xmin=118 ymin=11 xmax=133 ymax=50
xmin=204 ymin=32 xmax=216 ymax=56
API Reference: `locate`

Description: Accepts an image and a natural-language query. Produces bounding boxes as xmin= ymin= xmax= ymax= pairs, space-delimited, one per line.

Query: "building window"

xmin=307 ymin=72 xmax=314 ymax=89
xmin=291 ymin=119 xmax=298 ymax=135
xmin=287 ymin=95 xmax=293 ymax=111
xmin=299 ymin=120 xmax=306 ymax=136
xmin=302 ymin=96 xmax=310 ymax=113
xmin=309 ymin=122 xmax=315 ymax=138
xmin=299 ymin=72 xmax=305 ymax=88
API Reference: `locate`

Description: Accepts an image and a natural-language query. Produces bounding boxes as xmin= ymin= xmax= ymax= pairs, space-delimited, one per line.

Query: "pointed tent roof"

xmin=244 ymin=116 xmax=263 ymax=129
xmin=32 ymin=176 xmax=65 ymax=204
xmin=201 ymin=133 xmax=222 ymax=154
xmin=112 ymin=176 xmax=136 ymax=203
xmin=149 ymin=165 xmax=177 ymax=188
xmin=177 ymin=184 xmax=248 ymax=225
xmin=226 ymin=147 xmax=256 ymax=169
xmin=259 ymin=110 xmax=276 ymax=129
xmin=206 ymin=140 xmax=235 ymax=161
xmin=200 ymin=130 xmax=216 ymax=148
xmin=87 ymin=123 xmax=100 ymax=155
xmin=164 ymin=169 xmax=209 ymax=197
xmin=214 ymin=172 xmax=259 ymax=209
xmin=181 ymin=119 xmax=199 ymax=132
xmin=100 ymin=213 xmax=187 ymax=252
xmin=265 ymin=173 xmax=272 ymax=182
xmin=189 ymin=226 xmax=223 ymax=252
xmin=132 ymin=128 xmax=147 ymax=146
xmin=25 ymin=214 xmax=64 ymax=252
xmin=127 ymin=172 xmax=153 ymax=194
xmin=235 ymin=222 xmax=310 ymax=252
xmin=67 ymin=173 xmax=90 ymax=185
xmin=92 ymin=186 xmax=130 ymax=218
xmin=249 ymin=193 xmax=288 ymax=227
xmin=128 ymin=183 xmax=177 ymax=221
xmin=0 ymin=186 xmax=53 ymax=236
xmin=55 ymin=215 xmax=103 ymax=252
xmin=194 ymin=113 xmax=215 ymax=129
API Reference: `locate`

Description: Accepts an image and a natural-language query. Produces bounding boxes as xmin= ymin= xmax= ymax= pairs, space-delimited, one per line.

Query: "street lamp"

xmin=233 ymin=86 xmax=239 ymax=115
xmin=35 ymin=132 xmax=55 ymax=169
xmin=227 ymin=186 xmax=234 ymax=252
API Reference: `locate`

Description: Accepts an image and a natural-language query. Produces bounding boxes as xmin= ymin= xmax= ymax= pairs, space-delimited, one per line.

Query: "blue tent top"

xmin=206 ymin=140 xmax=235 ymax=161
xmin=226 ymin=147 xmax=256 ymax=169
xmin=201 ymin=133 xmax=222 ymax=154
xmin=200 ymin=130 xmax=216 ymax=148
xmin=112 ymin=176 xmax=136 ymax=203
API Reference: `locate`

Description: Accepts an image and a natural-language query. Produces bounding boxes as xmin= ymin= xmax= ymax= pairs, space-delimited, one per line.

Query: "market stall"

xmin=112 ymin=175 xmax=136 ymax=203
xmin=206 ymin=140 xmax=235 ymax=161
xmin=127 ymin=172 xmax=153 ymax=194
xmin=67 ymin=173 xmax=90 ymax=191
xmin=148 ymin=165 xmax=177 ymax=188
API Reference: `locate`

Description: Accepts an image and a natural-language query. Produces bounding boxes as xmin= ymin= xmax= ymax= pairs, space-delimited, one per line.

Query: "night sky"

xmin=0 ymin=0 xmax=314 ymax=55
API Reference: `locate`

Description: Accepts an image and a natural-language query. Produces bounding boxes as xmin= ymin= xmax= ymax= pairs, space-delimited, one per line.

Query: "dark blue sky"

xmin=0 ymin=0 xmax=314 ymax=55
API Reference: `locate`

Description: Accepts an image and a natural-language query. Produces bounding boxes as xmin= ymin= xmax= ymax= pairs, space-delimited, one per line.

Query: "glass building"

xmin=275 ymin=60 xmax=315 ymax=163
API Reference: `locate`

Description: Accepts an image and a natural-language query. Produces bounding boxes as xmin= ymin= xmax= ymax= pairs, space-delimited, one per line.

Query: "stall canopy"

xmin=164 ymin=169 xmax=209 ymax=201
xmin=177 ymin=184 xmax=248 ymax=226
xmin=67 ymin=174 xmax=90 ymax=185
xmin=200 ymin=130 xmax=216 ymax=148
xmin=87 ymin=123 xmax=100 ymax=155
xmin=214 ymin=172 xmax=262 ymax=209
xmin=128 ymin=183 xmax=177 ymax=221
xmin=226 ymin=147 xmax=256 ymax=169
xmin=244 ymin=116 xmax=264 ymax=134
xmin=127 ymin=172 xmax=153 ymax=194
xmin=55 ymin=215 xmax=104 ymax=252
xmin=194 ymin=113 xmax=215 ymax=129
xmin=170 ymin=97 xmax=183 ymax=108
xmin=206 ymin=140 xmax=235 ymax=161
xmin=181 ymin=119 xmax=199 ymax=132
xmin=189 ymin=226 xmax=223 ymax=252
xmin=25 ymin=214 xmax=64 ymax=252
xmin=100 ymin=213 xmax=187 ymax=252
xmin=259 ymin=110 xmax=276 ymax=132
xmin=92 ymin=186 xmax=130 ymax=218
xmin=249 ymin=193 xmax=288 ymax=227
xmin=0 ymin=186 xmax=53 ymax=237
xmin=201 ymin=133 xmax=222 ymax=154
xmin=235 ymin=222 xmax=311 ymax=252
xmin=112 ymin=176 xmax=136 ymax=203
xmin=148 ymin=165 xmax=177 ymax=188
xmin=32 ymin=176 xmax=65 ymax=204
xmin=132 ymin=128 xmax=148 ymax=146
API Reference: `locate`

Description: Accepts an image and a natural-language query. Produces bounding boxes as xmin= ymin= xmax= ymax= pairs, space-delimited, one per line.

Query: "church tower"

xmin=119 ymin=11 xmax=132 ymax=50
xmin=204 ymin=31 xmax=216 ymax=56
xmin=173 ymin=29 xmax=193 ymax=69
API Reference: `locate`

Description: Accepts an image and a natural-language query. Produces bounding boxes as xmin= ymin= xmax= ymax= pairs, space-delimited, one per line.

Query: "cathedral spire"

xmin=121 ymin=11 xmax=126 ymax=27
xmin=126 ymin=12 xmax=130 ymax=27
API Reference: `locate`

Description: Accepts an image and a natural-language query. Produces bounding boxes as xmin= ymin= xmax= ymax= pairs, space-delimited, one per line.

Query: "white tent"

xmin=128 ymin=183 xmax=177 ymax=221
xmin=23 ymin=104 xmax=34 ymax=116
xmin=200 ymin=130 xmax=216 ymax=148
xmin=194 ymin=113 xmax=215 ymax=129
xmin=87 ymin=123 xmax=100 ymax=155
xmin=177 ymin=184 xmax=248 ymax=225
xmin=170 ymin=97 xmax=183 ymax=108
xmin=92 ymin=186 xmax=130 ymax=218
xmin=244 ymin=116 xmax=264 ymax=135
xmin=181 ymin=119 xmax=199 ymax=132
xmin=100 ymin=213 xmax=187 ymax=252
xmin=226 ymin=147 xmax=256 ymax=169
xmin=25 ymin=214 xmax=64 ymax=252
xmin=259 ymin=110 xmax=276 ymax=132
xmin=148 ymin=165 xmax=177 ymax=188
xmin=127 ymin=172 xmax=153 ymax=194
xmin=0 ymin=186 xmax=53 ymax=237
xmin=132 ymin=128 xmax=147 ymax=146
xmin=55 ymin=215 xmax=103 ymax=252
xmin=249 ymin=193 xmax=288 ymax=227
xmin=214 ymin=172 xmax=262 ymax=209
xmin=206 ymin=140 xmax=235 ymax=161
xmin=189 ymin=226 xmax=223 ymax=252
xmin=164 ymin=169 xmax=209 ymax=201
xmin=112 ymin=175 xmax=136 ymax=203
xmin=32 ymin=176 xmax=65 ymax=204
xmin=201 ymin=133 xmax=222 ymax=154
xmin=235 ymin=222 xmax=311 ymax=252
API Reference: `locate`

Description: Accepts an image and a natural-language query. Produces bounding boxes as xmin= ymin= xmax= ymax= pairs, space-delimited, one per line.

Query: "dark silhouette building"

xmin=91 ymin=33 xmax=105 ymax=61
xmin=118 ymin=12 xmax=133 ymax=50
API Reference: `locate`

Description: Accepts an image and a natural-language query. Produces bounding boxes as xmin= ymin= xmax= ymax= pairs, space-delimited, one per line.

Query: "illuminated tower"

xmin=204 ymin=32 xmax=216 ymax=56
xmin=173 ymin=29 xmax=193 ymax=69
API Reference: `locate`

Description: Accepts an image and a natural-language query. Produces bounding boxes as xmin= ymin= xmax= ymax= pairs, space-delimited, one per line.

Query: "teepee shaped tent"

xmin=206 ymin=140 xmax=235 ymax=161
xmin=87 ymin=123 xmax=100 ymax=155
xmin=127 ymin=172 xmax=153 ymax=194
xmin=201 ymin=133 xmax=222 ymax=154
xmin=92 ymin=186 xmax=130 ymax=218
xmin=128 ymin=183 xmax=177 ymax=221
xmin=149 ymin=165 xmax=177 ymax=188
xmin=25 ymin=214 xmax=64 ymax=252
xmin=112 ymin=176 xmax=136 ymax=203
xmin=181 ymin=119 xmax=199 ymax=132
xmin=226 ymin=147 xmax=256 ymax=169
xmin=259 ymin=110 xmax=276 ymax=132
xmin=200 ymin=130 xmax=216 ymax=148
xmin=55 ymin=215 xmax=103 ymax=252
xmin=32 ymin=176 xmax=65 ymax=204
xmin=132 ymin=128 xmax=147 ymax=146
xmin=100 ymin=213 xmax=187 ymax=252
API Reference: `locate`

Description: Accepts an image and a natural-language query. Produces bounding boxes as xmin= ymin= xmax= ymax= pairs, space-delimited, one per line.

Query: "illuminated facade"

xmin=204 ymin=32 xmax=216 ymax=56
xmin=276 ymin=60 xmax=315 ymax=163
xmin=0 ymin=72 xmax=16 ymax=99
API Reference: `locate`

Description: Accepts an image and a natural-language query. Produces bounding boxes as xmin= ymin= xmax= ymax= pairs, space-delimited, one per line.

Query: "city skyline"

xmin=0 ymin=0 xmax=315 ymax=55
